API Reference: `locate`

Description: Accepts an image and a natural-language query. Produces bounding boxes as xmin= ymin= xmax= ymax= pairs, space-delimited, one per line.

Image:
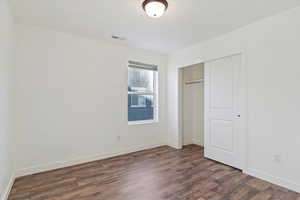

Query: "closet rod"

xmin=185 ymin=79 xmax=204 ymax=85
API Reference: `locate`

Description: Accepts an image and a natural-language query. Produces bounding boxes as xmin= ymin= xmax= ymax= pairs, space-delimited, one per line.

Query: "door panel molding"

xmin=209 ymin=119 xmax=234 ymax=152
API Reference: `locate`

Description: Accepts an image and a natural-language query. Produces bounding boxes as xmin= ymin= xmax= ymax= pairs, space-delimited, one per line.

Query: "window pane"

xmin=128 ymin=67 xmax=154 ymax=93
xmin=130 ymin=95 xmax=146 ymax=108
xmin=128 ymin=94 xmax=154 ymax=121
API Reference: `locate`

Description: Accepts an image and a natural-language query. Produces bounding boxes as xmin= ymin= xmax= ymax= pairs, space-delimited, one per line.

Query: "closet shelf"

xmin=185 ymin=79 xmax=204 ymax=85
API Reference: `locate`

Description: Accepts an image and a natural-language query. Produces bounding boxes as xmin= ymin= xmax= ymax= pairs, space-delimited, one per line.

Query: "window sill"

xmin=128 ymin=120 xmax=158 ymax=126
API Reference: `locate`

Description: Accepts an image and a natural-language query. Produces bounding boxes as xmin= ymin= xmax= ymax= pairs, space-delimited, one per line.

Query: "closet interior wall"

xmin=182 ymin=63 xmax=204 ymax=146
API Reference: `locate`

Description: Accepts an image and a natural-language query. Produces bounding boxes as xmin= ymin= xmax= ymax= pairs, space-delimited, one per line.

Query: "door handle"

xmin=237 ymin=115 xmax=241 ymax=118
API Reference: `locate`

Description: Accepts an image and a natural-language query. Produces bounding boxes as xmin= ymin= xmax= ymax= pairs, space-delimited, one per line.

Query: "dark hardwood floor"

xmin=9 ymin=145 xmax=300 ymax=200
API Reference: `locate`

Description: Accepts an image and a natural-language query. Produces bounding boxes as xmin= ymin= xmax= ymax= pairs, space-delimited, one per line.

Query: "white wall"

xmin=182 ymin=64 xmax=204 ymax=146
xmin=0 ymin=0 xmax=15 ymax=199
xmin=15 ymin=25 xmax=168 ymax=176
xmin=168 ymin=6 xmax=300 ymax=192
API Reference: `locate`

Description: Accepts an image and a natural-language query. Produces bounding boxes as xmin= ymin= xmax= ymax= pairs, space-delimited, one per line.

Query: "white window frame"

xmin=127 ymin=61 xmax=159 ymax=125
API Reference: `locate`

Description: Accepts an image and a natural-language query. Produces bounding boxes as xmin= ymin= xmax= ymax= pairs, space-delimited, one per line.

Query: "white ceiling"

xmin=11 ymin=0 xmax=300 ymax=53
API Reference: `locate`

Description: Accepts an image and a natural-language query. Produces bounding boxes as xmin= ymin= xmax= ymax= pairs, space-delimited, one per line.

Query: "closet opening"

xmin=179 ymin=63 xmax=204 ymax=149
xmin=178 ymin=54 xmax=245 ymax=170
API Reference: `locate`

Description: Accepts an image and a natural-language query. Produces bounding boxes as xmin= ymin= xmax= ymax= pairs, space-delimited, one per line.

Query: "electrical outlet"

xmin=273 ymin=155 xmax=281 ymax=163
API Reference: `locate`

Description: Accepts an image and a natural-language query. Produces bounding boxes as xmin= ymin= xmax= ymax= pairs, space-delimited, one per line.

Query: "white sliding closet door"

xmin=204 ymin=54 xmax=243 ymax=169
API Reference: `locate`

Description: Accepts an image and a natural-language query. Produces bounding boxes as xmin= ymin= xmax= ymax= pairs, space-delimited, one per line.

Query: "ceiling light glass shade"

xmin=143 ymin=0 xmax=168 ymax=18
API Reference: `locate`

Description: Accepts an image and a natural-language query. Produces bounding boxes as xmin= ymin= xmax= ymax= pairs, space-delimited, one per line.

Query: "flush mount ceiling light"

xmin=142 ymin=0 xmax=168 ymax=18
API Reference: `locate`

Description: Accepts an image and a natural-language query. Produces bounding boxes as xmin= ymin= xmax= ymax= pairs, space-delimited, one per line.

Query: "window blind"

xmin=128 ymin=61 xmax=158 ymax=71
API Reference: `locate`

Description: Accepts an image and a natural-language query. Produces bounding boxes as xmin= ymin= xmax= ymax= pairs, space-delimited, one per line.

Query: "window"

xmin=128 ymin=61 xmax=158 ymax=123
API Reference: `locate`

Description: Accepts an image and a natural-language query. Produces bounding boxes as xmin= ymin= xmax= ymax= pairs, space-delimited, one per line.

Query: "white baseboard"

xmin=244 ymin=168 xmax=300 ymax=193
xmin=1 ymin=173 xmax=15 ymax=200
xmin=168 ymin=139 xmax=181 ymax=149
xmin=15 ymin=143 xmax=166 ymax=177
xmin=192 ymin=139 xmax=203 ymax=146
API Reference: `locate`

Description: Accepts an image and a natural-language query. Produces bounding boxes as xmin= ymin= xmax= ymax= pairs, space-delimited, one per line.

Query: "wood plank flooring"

xmin=9 ymin=145 xmax=300 ymax=200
